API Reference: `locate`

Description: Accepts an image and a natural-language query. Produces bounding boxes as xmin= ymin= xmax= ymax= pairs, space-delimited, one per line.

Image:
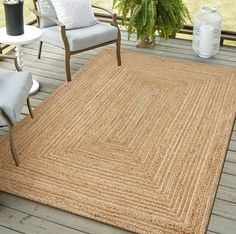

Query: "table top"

xmin=0 ymin=25 xmax=42 ymax=45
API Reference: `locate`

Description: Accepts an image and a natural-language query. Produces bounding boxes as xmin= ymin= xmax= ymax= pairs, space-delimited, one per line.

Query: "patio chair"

xmin=0 ymin=54 xmax=33 ymax=166
xmin=31 ymin=0 xmax=121 ymax=82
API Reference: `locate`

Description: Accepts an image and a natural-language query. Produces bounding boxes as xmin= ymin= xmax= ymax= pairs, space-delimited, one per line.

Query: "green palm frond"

xmin=113 ymin=0 xmax=190 ymax=41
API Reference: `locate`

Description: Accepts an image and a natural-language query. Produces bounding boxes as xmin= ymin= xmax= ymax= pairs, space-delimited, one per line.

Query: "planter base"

xmin=136 ymin=41 xmax=154 ymax=49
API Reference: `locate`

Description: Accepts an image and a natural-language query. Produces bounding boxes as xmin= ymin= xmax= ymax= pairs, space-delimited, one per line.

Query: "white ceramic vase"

xmin=192 ymin=6 xmax=222 ymax=58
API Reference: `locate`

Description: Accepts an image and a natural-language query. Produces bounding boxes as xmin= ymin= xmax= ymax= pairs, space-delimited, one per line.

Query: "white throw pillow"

xmin=50 ymin=0 xmax=98 ymax=30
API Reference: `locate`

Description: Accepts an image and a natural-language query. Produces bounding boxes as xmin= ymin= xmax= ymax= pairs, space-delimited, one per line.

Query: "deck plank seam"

xmin=0 ymin=204 xmax=89 ymax=234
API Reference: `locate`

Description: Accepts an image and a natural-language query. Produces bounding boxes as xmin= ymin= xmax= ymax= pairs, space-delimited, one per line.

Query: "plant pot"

xmin=4 ymin=2 xmax=24 ymax=36
xmin=169 ymin=32 xmax=176 ymax=39
xmin=136 ymin=33 xmax=154 ymax=49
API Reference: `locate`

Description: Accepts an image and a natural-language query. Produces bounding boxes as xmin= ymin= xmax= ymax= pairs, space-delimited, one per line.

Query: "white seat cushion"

xmin=41 ymin=23 xmax=118 ymax=51
xmin=0 ymin=71 xmax=32 ymax=125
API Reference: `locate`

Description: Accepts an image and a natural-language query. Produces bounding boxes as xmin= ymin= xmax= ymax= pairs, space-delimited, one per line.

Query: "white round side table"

xmin=0 ymin=25 xmax=42 ymax=95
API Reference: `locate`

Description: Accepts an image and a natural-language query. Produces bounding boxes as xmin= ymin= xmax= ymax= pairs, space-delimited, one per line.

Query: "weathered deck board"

xmin=0 ymin=193 xmax=130 ymax=234
xmin=220 ymin=173 xmax=236 ymax=189
xmin=227 ymin=150 xmax=236 ymax=163
xmin=0 ymin=226 xmax=21 ymax=234
xmin=217 ymin=186 xmax=236 ymax=203
xmin=208 ymin=215 xmax=236 ymax=234
xmin=0 ymin=205 xmax=86 ymax=234
xmin=0 ymin=31 xmax=236 ymax=233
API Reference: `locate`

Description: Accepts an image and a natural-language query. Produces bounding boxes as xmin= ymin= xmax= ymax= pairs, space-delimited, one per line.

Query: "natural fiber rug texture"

xmin=0 ymin=49 xmax=236 ymax=234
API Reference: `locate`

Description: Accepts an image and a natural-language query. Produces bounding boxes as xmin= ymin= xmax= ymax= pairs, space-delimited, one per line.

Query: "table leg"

xmin=15 ymin=45 xmax=40 ymax=95
xmin=15 ymin=45 xmax=24 ymax=69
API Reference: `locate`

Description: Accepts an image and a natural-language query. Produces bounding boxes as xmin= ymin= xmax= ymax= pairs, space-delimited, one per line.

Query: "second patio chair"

xmin=0 ymin=54 xmax=33 ymax=166
xmin=32 ymin=0 xmax=121 ymax=82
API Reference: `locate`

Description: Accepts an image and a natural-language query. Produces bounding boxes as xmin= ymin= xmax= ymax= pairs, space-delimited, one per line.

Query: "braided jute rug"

xmin=0 ymin=49 xmax=236 ymax=233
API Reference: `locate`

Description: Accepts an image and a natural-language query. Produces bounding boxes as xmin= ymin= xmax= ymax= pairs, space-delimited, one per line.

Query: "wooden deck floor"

xmin=0 ymin=32 xmax=236 ymax=234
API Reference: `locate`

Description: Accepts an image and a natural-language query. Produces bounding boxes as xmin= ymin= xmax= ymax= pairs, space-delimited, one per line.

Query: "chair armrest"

xmin=92 ymin=5 xmax=118 ymax=27
xmin=0 ymin=54 xmax=21 ymax=71
xmin=30 ymin=8 xmax=65 ymax=28
xmin=30 ymin=8 xmax=70 ymax=52
xmin=92 ymin=5 xmax=114 ymax=15
xmin=0 ymin=54 xmax=15 ymax=60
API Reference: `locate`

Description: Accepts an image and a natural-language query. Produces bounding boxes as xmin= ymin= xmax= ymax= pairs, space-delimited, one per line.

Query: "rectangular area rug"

xmin=0 ymin=49 xmax=236 ymax=233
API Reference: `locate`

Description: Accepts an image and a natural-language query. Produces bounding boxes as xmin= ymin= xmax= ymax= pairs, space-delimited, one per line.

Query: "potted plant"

xmin=113 ymin=0 xmax=190 ymax=48
xmin=3 ymin=0 xmax=24 ymax=36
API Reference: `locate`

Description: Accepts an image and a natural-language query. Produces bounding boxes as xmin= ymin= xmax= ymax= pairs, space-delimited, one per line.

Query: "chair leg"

xmin=27 ymin=97 xmax=33 ymax=118
xmin=116 ymin=33 xmax=121 ymax=66
xmin=38 ymin=41 xmax=43 ymax=59
xmin=65 ymin=51 xmax=72 ymax=82
xmin=9 ymin=124 xmax=20 ymax=166
xmin=1 ymin=111 xmax=19 ymax=166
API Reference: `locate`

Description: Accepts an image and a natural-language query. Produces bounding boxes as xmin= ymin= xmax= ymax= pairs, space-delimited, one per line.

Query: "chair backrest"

xmin=32 ymin=0 xmax=58 ymax=28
